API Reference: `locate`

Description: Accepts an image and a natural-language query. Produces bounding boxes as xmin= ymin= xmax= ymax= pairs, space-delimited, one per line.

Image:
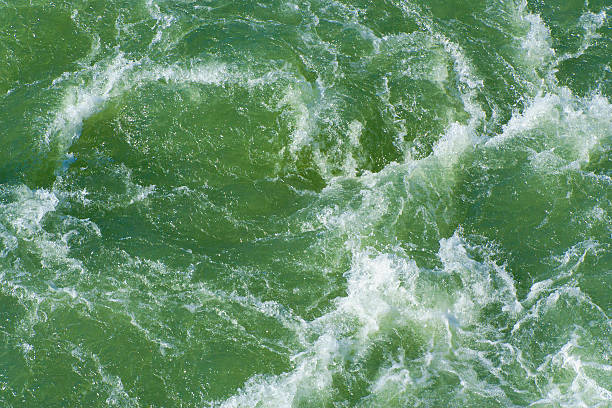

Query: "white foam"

xmin=432 ymin=122 xmax=473 ymax=165
xmin=529 ymin=333 xmax=612 ymax=407
xmin=71 ymin=346 xmax=140 ymax=407
xmin=278 ymin=82 xmax=319 ymax=155
xmin=3 ymin=185 xmax=59 ymax=235
xmin=555 ymin=10 xmax=608 ymax=67
xmin=323 ymin=251 xmax=420 ymax=340
xmin=137 ymin=62 xmax=231 ymax=85
xmin=218 ymin=226 xmax=528 ymax=406
xmin=220 ymin=334 xmax=337 ymax=408
xmin=439 ymin=231 xmax=523 ymax=318
xmin=0 ymin=184 xmax=96 ymax=284
xmin=23 ymin=3 xmax=609 ymax=406
xmin=394 ymin=1 xmax=486 ymax=129
xmin=215 ymin=248 xmax=422 ymax=407
xmin=146 ymin=0 xmax=176 ymax=47
xmin=43 ymin=54 xmax=302 ymax=161
xmin=484 ymin=89 xmax=612 ymax=172
xmin=518 ymin=8 xmax=555 ymax=71
xmin=44 ymin=54 xmax=139 ymax=147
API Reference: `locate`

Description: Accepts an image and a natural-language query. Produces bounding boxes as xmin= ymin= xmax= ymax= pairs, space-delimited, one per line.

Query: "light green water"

xmin=0 ymin=0 xmax=611 ymax=406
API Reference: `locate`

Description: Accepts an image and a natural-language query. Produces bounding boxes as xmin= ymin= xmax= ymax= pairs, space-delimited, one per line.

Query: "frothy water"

xmin=1 ymin=0 xmax=610 ymax=406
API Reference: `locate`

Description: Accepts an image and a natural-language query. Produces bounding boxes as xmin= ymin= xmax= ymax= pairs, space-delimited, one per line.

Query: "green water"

xmin=1 ymin=0 xmax=611 ymax=406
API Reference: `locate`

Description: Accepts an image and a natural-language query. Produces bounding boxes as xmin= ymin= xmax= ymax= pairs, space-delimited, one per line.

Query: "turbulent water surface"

xmin=1 ymin=0 xmax=611 ymax=406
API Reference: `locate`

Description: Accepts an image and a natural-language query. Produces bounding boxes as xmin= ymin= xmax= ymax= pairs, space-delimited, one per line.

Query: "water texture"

xmin=0 ymin=0 xmax=611 ymax=406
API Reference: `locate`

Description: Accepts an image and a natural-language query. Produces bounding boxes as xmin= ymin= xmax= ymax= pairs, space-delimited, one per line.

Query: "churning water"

xmin=0 ymin=0 xmax=611 ymax=406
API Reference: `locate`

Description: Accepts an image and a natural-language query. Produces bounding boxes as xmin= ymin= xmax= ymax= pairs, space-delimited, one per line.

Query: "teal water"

xmin=1 ymin=0 xmax=611 ymax=406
